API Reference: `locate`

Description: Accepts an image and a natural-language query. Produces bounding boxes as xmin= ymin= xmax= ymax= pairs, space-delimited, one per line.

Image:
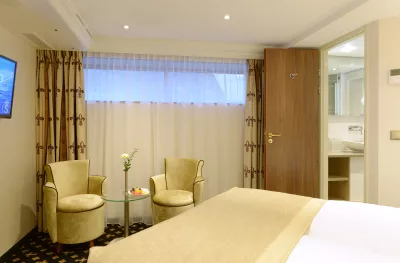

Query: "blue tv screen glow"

xmin=0 ymin=55 xmax=17 ymax=118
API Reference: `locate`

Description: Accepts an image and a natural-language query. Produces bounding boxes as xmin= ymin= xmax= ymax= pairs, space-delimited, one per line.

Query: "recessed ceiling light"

xmin=333 ymin=68 xmax=337 ymax=71
xmin=224 ymin=15 xmax=231 ymax=20
xmin=340 ymin=43 xmax=357 ymax=53
xmin=123 ymin=25 xmax=130 ymax=30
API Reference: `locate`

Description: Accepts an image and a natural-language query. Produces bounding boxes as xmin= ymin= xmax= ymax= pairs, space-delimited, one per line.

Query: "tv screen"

xmin=0 ymin=55 xmax=17 ymax=118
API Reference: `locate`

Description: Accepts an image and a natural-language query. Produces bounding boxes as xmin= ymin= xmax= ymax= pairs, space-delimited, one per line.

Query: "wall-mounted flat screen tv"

xmin=0 ymin=55 xmax=17 ymax=118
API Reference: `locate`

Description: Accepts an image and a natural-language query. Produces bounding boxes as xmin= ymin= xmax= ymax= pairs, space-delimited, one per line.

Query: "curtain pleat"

xmin=243 ymin=59 xmax=265 ymax=189
xmin=35 ymin=50 xmax=87 ymax=231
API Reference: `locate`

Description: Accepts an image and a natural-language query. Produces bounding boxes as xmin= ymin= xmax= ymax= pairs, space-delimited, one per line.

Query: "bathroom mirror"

xmin=328 ymin=56 xmax=365 ymax=116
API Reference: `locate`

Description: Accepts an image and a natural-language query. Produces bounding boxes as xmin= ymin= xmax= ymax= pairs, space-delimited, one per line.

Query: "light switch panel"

xmin=390 ymin=131 xmax=400 ymax=140
xmin=389 ymin=69 xmax=400 ymax=85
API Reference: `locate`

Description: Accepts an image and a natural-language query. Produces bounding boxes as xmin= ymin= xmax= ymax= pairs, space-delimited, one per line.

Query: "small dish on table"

xmin=129 ymin=187 xmax=150 ymax=196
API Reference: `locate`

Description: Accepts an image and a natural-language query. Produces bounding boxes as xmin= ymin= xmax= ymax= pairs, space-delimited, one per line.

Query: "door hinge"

xmin=318 ymin=86 xmax=321 ymax=95
xmin=318 ymin=69 xmax=321 ymax=77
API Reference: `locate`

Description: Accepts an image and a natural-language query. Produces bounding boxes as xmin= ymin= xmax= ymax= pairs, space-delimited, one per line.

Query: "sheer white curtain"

xmin=84 ymin=52 xmax=247 ymax=225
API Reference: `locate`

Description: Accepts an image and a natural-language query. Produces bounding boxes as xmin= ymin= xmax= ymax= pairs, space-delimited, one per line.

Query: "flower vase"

xmin=124 ymin=170 xmax=129 ymax=238
xmin=125 ymin=171 xmax=128 ymax=195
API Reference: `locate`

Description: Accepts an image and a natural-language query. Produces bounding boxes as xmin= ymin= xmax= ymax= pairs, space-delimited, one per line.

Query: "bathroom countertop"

xmin=328 ymin=151 xmax=364 ymax=157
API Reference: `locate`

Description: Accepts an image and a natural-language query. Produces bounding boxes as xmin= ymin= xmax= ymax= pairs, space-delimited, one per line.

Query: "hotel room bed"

xmin=88 ymin=188 xmax=400 ymax=263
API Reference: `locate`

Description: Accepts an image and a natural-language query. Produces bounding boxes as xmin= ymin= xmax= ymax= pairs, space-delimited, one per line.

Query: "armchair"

xmin=150 ymin=158 xmax=204 ymax=225
xmin=43 ymin=160 xmax=106 ymax=252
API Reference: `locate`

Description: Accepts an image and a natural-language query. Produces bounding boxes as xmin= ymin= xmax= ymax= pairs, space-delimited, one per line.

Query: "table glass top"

xmin=102 ymin=190 xmax=150 ymax=203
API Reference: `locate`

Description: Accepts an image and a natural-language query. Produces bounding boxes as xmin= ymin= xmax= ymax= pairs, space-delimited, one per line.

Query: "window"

xmin=84 ymin=53 xmax=247 ymax=104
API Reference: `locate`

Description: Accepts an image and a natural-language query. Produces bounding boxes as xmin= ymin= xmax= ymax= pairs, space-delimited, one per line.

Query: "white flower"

xmin=121 ymin=153 xmax=129 ymax=159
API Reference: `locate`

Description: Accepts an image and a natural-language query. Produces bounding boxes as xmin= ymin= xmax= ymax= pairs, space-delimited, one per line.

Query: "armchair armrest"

xmin=150 ymin=174 xmax=167 ymax=197
xmin=194 ymin=176 xmax=204 ymax=184
xmin=43 ymin=182 xmax=58 ymax=243
xmin=150 ymin=174 xmax=166 ymax=215
xmin=193 ymin=176 xmax=204 ymax=206
xmin=89 ymin=175 xmax=107 ymax=196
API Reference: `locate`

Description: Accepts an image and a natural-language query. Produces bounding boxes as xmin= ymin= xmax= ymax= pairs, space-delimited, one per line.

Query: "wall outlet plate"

xmin=390 ymin=131 xmax=400 ymax=140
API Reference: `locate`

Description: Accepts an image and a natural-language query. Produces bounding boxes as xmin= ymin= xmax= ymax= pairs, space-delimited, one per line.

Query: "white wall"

xmin=365 ymin=21 xmax=379 ymax=204
xmin=365 ymin=16 xmax=400 ymax=206
xmin=0 ymin=26 xmax=36 ymax=256
xmin=89 ymin=36 xmax=266 ymax=59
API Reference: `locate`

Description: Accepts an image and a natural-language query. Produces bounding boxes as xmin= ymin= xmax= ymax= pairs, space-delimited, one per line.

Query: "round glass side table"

xmin=101 ymin=190 xmax=150 ymax=242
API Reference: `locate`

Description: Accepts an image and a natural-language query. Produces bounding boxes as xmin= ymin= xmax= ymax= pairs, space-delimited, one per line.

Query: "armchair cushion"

xmin=153 ymin=190 xmax=193 ymax=207
xmin=57 ymin=194 xmax=104 ymax=213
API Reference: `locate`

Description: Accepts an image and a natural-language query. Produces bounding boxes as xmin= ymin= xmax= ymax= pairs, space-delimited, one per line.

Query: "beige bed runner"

xmin=88 ymin=188 xmax=325 ymax=263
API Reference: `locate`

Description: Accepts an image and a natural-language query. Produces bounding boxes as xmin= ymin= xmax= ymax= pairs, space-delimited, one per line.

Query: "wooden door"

xmin=264 ymin=48 xmax=320 ymax=198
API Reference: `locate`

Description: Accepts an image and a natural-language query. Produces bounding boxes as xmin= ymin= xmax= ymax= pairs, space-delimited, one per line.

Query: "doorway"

xmin=320 ymin=33 xmax=366 ymax=201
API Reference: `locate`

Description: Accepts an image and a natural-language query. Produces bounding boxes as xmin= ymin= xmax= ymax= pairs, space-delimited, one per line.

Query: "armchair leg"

xmin=56 ymin=243 xmax=63 ymax=253
xmin=89 ymin=240 xmax=95 ymax=248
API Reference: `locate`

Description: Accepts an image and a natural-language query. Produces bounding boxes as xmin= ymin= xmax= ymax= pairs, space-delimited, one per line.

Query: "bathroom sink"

xmin=343 ymin=141 xmax=364 ymax=152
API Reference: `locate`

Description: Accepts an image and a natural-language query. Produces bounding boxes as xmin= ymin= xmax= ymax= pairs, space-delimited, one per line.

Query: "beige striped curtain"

xmin=243 ymin=59 xmax=264 ymax=189
xmin=35 ymin=50 xmax=87 ymax=231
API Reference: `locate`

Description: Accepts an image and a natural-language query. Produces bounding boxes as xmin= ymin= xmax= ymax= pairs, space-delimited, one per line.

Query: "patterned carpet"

xmin=0 ymin=223 xmax=150 ymax=263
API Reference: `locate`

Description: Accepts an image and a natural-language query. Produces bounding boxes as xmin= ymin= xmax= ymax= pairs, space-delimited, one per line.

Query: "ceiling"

xmin=295 ymin=0 xmax=400 ymax=47
xmin=0 ymin=0 xmax=399 ymax=51
xmin=329 ymin=35 xmax=364 ymax=57
xmin=70 ymin=0 xmax=363 ymax=45
xmin=0 ymin=0 xmax=86 ymax=50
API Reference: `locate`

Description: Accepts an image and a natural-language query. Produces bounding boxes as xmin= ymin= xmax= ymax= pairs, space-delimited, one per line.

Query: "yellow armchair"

xmin=43 ymin=160 xmax=106 ymax=252
xmin=150 ymin=158 xmax=204 ymax=224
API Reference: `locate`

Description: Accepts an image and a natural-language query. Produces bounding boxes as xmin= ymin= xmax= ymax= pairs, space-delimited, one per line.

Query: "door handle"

xmin=268 ymin=133 xmax=281 ymax=138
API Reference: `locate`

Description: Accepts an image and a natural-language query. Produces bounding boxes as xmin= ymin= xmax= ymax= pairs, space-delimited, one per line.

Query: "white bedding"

xmin=308 ymin=200 xmax=400 ymax=258
xmin=286 ymin=236 xmax=398 ymax=263
xmin=287 ymin=200 xmax=400 ymax=262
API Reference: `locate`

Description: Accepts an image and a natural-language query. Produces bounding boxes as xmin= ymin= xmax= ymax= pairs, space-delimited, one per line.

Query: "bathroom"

xmin=326 ymin=34 xmax=365 ymax=202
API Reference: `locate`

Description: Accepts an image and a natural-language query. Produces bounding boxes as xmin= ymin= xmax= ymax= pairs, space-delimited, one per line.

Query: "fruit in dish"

xmin=130 ymin=187 xmax=149 ymax=195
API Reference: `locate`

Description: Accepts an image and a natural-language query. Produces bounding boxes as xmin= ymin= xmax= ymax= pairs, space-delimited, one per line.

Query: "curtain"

xmin=243 ymin=59 xmax=265 ymax=189
xmin=84 ymin=52 xmax=247 ymax=224
xmin=35 ymin=50 xmax=87 ymax=231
